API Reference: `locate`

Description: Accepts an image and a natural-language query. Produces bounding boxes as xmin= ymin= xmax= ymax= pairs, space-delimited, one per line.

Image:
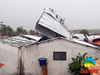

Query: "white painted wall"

xmin=22 ymin=38 xmax=100 ymax=75
xmin=0 ymin=42 xmax=19 ymax=75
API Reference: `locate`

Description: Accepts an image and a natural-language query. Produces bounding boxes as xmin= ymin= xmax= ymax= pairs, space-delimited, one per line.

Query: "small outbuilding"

xmin=0 ymin=37 xmax=100 ymax=75
xmin=21 ymin=37 xmax=100 ymax=75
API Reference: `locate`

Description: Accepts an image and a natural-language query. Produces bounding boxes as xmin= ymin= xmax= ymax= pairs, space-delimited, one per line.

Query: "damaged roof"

xmin=0 ymin=35 xmax=99 ymax=49
xmin=0 ymin=35 xmax=41 ymax=47
xmin=36 ymin=6 xmax=72 ymax=39
xmin=0 ymin=7 xmax=99 ymax=49
xmin=25 ymin=37 xmax=99 ymax=49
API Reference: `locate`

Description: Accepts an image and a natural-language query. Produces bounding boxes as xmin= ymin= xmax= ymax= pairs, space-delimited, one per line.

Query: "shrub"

xmin=68 ymin=53 xmax=91 ymax=75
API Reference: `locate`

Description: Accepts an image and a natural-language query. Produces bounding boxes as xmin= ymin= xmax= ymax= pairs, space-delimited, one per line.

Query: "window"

xmin=53 ymin=52 xmax=66 ymax=60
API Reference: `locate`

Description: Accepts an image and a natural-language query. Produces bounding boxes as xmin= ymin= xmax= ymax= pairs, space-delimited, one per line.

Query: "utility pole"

xmin=0 ymin=21 xmax=4 ymax=38
xmin=0 ymin=21 xmax=4 ymax=25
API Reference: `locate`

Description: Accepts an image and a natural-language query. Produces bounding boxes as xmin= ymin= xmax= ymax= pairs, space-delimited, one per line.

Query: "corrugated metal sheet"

xmin=36 ymin=6 xmax=72 ymax=39
xmin=72 ymin=38 xmax=97 ymax=48
xmin=0 ymin=35 xmax=41 ymax=47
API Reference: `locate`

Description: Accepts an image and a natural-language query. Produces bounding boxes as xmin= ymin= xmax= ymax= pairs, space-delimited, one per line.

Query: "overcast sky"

xmin=0 ymin=0 xmax=100 ymax=30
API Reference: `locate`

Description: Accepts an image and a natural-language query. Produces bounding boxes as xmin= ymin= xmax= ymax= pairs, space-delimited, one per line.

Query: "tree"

xmin=16 ymin=27 xmax=28 ymax=35
xmin=6 ymin=26 xmax=14 ymax=36
xmin=22 ymin=29 xmax=28 ymax=34
xmin=1 ymin=25 xmax=7 ymax=36
xmin=29 ymin=30 xmax=39 ymax=35
xmin=0 ymin=25 xmax=15 ymax=37
xmin=12 ymin=31 xmax=17 ymax=36
xmin=16 ymin=27 xmax=22 ymax=35
xmin=68 ymin=53 xmax=91 ymax=75
xmin=80 ymin=29 xmax=89 ymax=35
xmin=29 ymin=30 xmax=36 ymax=35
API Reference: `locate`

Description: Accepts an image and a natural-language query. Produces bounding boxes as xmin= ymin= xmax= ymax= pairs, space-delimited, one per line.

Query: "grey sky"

xmin=0 ymin=0 xmax=100 ymax=30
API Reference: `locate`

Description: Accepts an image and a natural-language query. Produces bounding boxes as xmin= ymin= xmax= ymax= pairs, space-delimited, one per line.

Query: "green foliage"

xmin=29 ymin=30 xmax=39 ymax=35
xmin=80 ymin=29 xmax=89 ymax=35
xmin=6 ymin=26 xmax=14 ymax=36
xmin=0 ymin=25 xmax=40 ymax=37
xmin=0 ymin=25 xmax=14 ymax=36
xmin=16 ymin=27 xmax=28 ymax=35
xmin=68 ymin=53 xmax=91 ymax=75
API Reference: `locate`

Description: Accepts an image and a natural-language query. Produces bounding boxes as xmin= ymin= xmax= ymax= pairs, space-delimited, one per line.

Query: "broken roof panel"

xmin=72 ymin=38 xmax=97 ymax=48
xmin=0 ymin=35 xmax=41 ymax=47
xmin=35 ymin=6 xmax=72 ymax=39
xmin=21 ymin=35 xmax=41 ymax=41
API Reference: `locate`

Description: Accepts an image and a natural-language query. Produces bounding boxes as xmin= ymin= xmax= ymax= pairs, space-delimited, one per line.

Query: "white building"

xmin=0 ymin=37 xmax=100 ymax=75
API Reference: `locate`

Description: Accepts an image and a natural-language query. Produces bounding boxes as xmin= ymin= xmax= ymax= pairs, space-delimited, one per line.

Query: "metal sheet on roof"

xmin=90 ymin=35 xmax=100 ymax=39
xmin=35 ymin=6 xmax=72 ymax=39
xmin=21 ymin=35 xmax=41 ymax=41
xmin=72 ymin=39 xmax=97 ymax=48
xmin=0 ymin=35 xmax=40 ymax=47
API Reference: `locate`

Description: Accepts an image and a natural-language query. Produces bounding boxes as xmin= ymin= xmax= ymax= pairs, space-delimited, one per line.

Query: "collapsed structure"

xmin=36 ymin=6 xmax=72 ymax=40
xmin=0 ymin=6 xmax=100 ymax=75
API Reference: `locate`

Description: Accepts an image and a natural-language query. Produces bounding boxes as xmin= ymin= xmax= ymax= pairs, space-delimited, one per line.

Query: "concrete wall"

xmin=21 ymin=39 xmax=100 ymax=75
xmin=0 ymin=42 xmax=19 ymax=75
